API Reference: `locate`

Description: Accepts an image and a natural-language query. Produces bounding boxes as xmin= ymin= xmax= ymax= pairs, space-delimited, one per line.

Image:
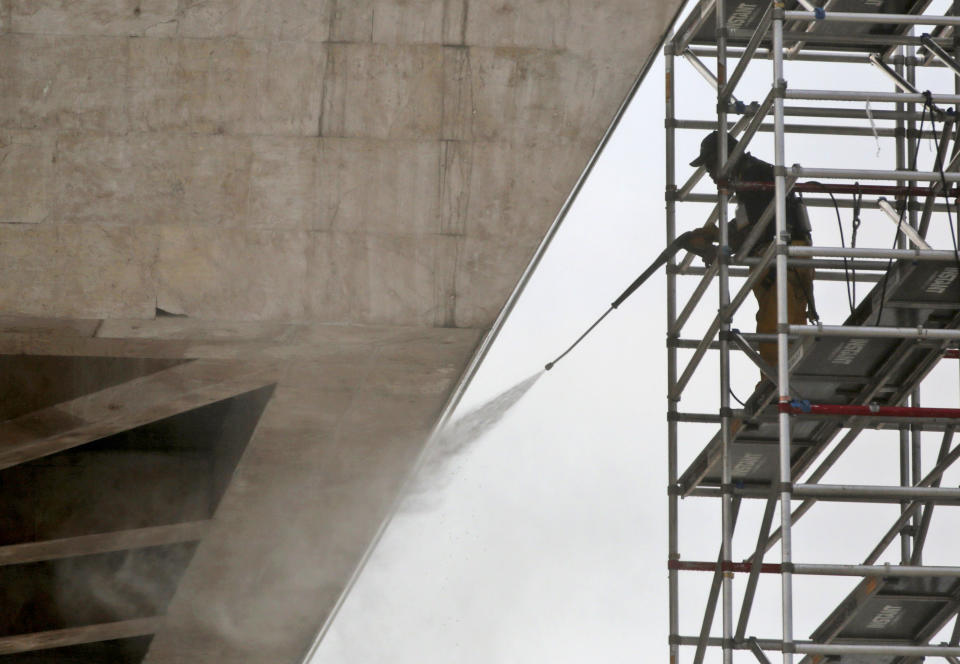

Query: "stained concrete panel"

xmin=157 ymin=226 xmax=310 ymax=320
xmin=318 ymin=138 xmax=441 ymax=234
xmin=458 ymin=138 xmax=595 ymax=241
xmin=465 ymin=0 xmax=676 ymax=58
xmin=53 ymin=132 xmax=325 ymax=228
xmin=320 ymin=43 xmax=444 ymax=140
xmin=178 ymin=0 xmax=332 ymax=42
xmin=52 ymin=133 xmax=253 ymax=226
xmin=308 ymin=231 xmax=458 ymax=327
xmin=249 ymin=136 xmax=320 ymax=229
xmin=0 ymin=130 xmax=54 ymax=224
xmin=0 ymin=34 xmax=129 ymax=132
xmin=327 ymin=0 xmax=457 ymax=44
xmin=328 ymin=0 xmax=376 ymax=43
xmin=0 ymin=224 xmax=158 ymax=318
xmin=128 ymin=37 xmax=325 ymax=136
xmin=370 ymin=0 xmax=446 ymax=44
xmin=9 ymin=0 xmax=179 ymax=37
xmin=446 ymin=47 xmax=622 ymax=143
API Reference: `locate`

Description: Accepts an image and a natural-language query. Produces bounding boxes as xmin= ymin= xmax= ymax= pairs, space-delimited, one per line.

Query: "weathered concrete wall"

xmin=0 ymin=0 xmax=676 ymax=328
xmin=0 ymin=0 xmax=681 ymax=661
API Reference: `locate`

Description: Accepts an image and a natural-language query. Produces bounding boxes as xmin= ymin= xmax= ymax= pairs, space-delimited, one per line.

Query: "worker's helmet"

xmin=690 ymin=131 xmax=739 ymax=167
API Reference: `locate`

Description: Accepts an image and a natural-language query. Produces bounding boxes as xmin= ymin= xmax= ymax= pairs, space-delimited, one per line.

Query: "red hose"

xmin=779 ymin=403 xmax=960 ymax=418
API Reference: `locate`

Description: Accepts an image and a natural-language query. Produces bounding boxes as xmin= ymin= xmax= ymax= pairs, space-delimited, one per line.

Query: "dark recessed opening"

xmin=0 ymin=384 xmax=275 ymax=545
xmin=0 ymin=354 xmax=276 ymax=663
xmin=0 ymin=543 xmax=197 ymax=636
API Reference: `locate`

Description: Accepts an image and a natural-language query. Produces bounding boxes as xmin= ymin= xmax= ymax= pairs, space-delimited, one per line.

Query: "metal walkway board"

xmin=677 ymin=0 xmax=931 ymax=53
xmin=678 ymin=258 xmax=960 ymax=496
xmin=800 ymin=575 xmax=960 ymax=664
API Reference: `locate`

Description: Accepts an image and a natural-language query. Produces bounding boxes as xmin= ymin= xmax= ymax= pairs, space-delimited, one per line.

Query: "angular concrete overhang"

xmin=0 ymin=1 xmax=684 ymax=661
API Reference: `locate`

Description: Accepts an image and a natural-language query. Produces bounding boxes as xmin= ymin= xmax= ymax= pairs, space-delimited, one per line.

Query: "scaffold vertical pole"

xmin=772 ymin=5 xmax=795 ymax=663
xmin=956 ymin=0 xmax=960 ymax=412
xmin=715 ymin=1 xmax=735 ymax=663
xmin=904 ymin=44 xmax=923 ymax=561
xmin=911 ymin=388 xmax=922 ymax=560
xmin=665 ymin=34 xmax=681 ymax=664
xmin=899 ymin=424 xmax=913 ymax=562
xmin=952 ymin=3 xmax=960 ymax=529
xmin=895 ymin=49 xmax=914 ymax=565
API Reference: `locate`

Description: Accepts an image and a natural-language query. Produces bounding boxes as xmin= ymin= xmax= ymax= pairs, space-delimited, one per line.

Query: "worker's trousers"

xmin=752 ymin=255 xmax=814 ymax=370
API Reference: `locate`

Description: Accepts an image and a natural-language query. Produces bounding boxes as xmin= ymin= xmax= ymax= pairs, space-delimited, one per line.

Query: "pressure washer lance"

xmin=545 ymin=232 xmax=703 ymax=371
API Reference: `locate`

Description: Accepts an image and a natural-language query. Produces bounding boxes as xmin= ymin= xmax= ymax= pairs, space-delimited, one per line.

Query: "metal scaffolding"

xmin=665 ymin=2 xmax=960 ymax=663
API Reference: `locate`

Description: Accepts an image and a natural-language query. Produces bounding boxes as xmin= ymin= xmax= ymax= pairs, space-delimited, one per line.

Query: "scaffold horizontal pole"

xmin=672 ymin=412 xmax=727 ymax=424
xmin=731 ymin=415 xmax=960 ymax=429
xmin=732 ymin=181 xmax=960 ymax=196
xmin=790 ymin=324 xmax=960 ymax=341
xmin=783 ymin=10 xmax=960 ymax=25
xmin=793 ymin=563 xmax=960 ymax=577
xmin=797 ymin=643 xmax=960 ymax=657
xmin=674 ymin=118 xmax=942 ymax=138
xmin=779 ymin=105 xmax=940 ymax=121
xmin=690 ymin=485 xmax=960 ymax=503
xmin=670 ymin=560 xmax=960 ymax=577
xmin=779 ymin=403 xmax=960 ymax=419
xmin=787 ymin=166 xmax=960 ymax=182
xmin=690 ymin=46 xmax=871 ymax=64
xmin=674 ymin=333 xmax=790 ymax=349
xmin=742 ymin=256 xmax=893 ymax=271
xmin=786 ymin=88 xmax=960 ymax=104
xmin=793 ymin=484 xmax=960 ymax=501
xmin=682 ymin=192 xmax=955 ymax=213
xmin=731 ymin=29 xmax=955 ymax=48
xmin=674 ymin=637 xmax=960 ymax=656
xmin=788 ymin=245 xmax=960 ymax=261
xmin=683 ymin=265 xmax=885 ymax=281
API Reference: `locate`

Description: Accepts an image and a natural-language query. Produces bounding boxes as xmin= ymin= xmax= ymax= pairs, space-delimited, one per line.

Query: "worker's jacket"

xmin=729 ymin=152 xmax=810 ymax=255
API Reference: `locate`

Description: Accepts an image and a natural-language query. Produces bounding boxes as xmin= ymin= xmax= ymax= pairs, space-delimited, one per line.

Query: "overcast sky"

xmin=309 ymin=11 xmax=960 ymax=662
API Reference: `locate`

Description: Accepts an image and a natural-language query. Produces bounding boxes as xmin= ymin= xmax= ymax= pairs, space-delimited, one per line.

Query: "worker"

xmin=680 ymin=131 xmax=819 ymax=370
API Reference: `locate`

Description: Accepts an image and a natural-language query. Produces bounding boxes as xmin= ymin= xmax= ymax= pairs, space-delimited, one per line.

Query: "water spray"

xmin=545 ymin=232 xmax=703 ymax=371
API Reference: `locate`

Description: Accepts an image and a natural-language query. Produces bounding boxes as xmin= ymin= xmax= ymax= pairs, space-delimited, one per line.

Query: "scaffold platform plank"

xmin=677 ymin=258 xmax=960 ymax=496
xmin=676 ymin=0 xmax=931 ymax=53
xmin=800 ymin=575 xmax=960 ymax=663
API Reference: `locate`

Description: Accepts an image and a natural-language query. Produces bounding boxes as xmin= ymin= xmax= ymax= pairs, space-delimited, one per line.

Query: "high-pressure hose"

xmin=544 ymin=232 xmax=701 ymax=371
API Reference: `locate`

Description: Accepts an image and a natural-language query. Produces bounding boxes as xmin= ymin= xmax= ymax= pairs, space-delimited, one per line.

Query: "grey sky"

xmin=310 ymin=12 xmax=960 ymax=662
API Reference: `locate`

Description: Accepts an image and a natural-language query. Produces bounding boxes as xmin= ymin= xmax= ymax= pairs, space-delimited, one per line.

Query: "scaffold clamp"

xmin=789 ymin=398 xmax=812 ymax=413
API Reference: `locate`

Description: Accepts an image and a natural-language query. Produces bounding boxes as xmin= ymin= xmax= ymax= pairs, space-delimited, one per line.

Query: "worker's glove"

xmin=677 ymin=228 xmax=718 ymax=265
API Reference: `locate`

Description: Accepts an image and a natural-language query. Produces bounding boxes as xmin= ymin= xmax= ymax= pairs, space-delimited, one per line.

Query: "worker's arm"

xmin=676 ymin=227 xmax=719 ymax=264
